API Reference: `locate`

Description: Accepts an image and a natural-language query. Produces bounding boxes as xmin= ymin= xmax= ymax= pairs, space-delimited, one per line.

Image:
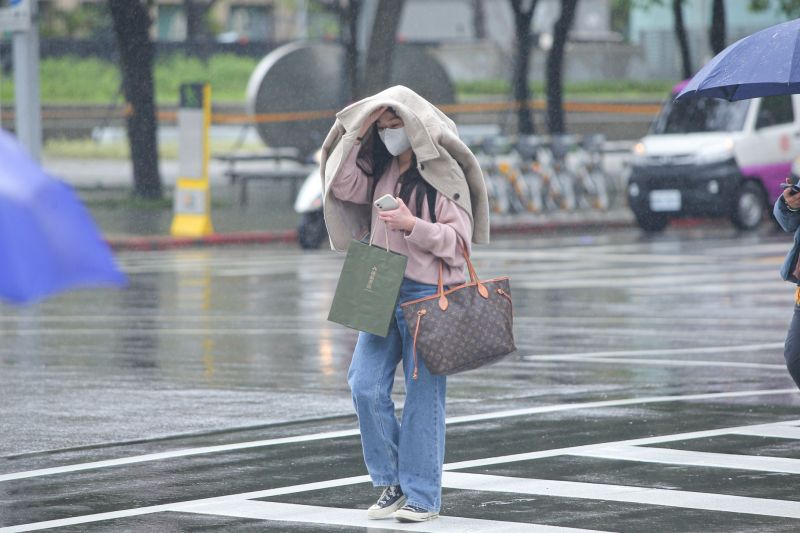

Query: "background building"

xmin=23 ymin=0 xmax=800 ymax=83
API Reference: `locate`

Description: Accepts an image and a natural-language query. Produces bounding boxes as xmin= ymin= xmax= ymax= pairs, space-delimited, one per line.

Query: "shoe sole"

xmin=395 ymin=511 xmax=439 ymax=522
xmin=367 ymin=496 xmax=407 ymax=519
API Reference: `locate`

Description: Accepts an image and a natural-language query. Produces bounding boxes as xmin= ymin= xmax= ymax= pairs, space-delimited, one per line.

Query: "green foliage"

xmin=153 ymin=53 xmax=258 ymax=103
xmin=80 ymin=195 xmax=174 ymax=210
xmin=1 ymin=54 xmax=258 ymax=105
xmin=630 ymin=0 xmax=660 ymax=8
xmin=610 ymin=0 xmax=633 ymax=38
xmin=749 ymin=0 xmax=800 ymax=17
xmin=0 ymin=55 xmax=675 ymax=111
xmin=39 ymin=4 xmax=112 ymax=39
xmin=38 ymin=57 xmax=120 ymax=103
xmin=456 ymin=79 xmax=674 ymax=98
xmin=456 ymin=79 xmax=511 ymax=95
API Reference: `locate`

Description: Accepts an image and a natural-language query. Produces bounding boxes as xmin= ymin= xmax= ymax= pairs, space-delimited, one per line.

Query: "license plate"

xmin=649 ymin=190 xmax=681 ymax=212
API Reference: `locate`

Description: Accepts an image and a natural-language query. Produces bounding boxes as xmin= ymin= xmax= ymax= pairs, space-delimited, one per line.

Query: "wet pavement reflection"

xmin=2 ymin=225 xmax=800 ymax=531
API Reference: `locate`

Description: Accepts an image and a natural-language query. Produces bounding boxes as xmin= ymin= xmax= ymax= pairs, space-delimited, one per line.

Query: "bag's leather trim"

xmin=412 ymin=308 xmax=426 ymax=379
xmin=400 ymin=276 xmax=510 ymax=308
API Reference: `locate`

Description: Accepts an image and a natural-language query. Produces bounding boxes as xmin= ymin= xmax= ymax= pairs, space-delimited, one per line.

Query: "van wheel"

xmin=731 ymin=181 xmax=766 ymax=230
xmin=634 ymin=211 xmax=669 ymax=233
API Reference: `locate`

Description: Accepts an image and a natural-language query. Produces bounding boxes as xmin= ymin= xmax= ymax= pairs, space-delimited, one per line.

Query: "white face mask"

xmin=378 ymin=126 xmax=412 ymax=156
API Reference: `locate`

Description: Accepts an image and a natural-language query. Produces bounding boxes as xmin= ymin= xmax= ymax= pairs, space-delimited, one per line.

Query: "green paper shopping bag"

xmin=328 ymin=223 xmax=407 ymax=337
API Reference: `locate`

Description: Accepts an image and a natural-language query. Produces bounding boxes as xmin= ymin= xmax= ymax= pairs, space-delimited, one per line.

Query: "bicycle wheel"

xmin=486 ymin=173 xmax=510 ymax=214
xmin=576 ymin=168 xmax=609 ymax=211
xmin=551 ymin=170 xmax=576 ymax=211
xmin=508 ymin=173 xmax=532 ymax=214
xmin=520 ymin=171 xmax=544 ymax=213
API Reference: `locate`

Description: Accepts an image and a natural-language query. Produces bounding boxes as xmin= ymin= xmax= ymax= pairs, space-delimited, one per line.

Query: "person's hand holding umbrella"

xmin=783 ymin=177 xmax=800 ymax=211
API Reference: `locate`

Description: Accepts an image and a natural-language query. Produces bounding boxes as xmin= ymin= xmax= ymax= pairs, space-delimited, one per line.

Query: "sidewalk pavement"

xmin=43 ymin=156 xmax=636 ymax=252
xmin=105 ymin=210 xmax=636 ymax=251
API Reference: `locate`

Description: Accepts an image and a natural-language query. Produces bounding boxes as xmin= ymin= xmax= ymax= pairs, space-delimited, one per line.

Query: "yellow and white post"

xmin=171 ymin=82 xmax=214 ymax=237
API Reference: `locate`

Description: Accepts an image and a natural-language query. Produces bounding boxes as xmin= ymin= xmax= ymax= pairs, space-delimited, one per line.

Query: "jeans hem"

xmin=405 ymin=499 xmax=439 ymax=513
xmin=371 ymin=478 xmax=400 ymax=488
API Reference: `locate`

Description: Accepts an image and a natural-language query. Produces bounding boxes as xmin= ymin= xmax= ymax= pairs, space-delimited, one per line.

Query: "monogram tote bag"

xmin=400 ymin=246 xmax=515 ymax=378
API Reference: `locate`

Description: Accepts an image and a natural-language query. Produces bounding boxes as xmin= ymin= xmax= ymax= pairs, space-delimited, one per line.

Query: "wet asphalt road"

xmin=3 ymin=225 xmax=800 ymax=532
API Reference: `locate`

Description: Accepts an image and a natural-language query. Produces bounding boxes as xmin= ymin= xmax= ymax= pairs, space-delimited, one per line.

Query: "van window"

xmin=756 ymin=95 xmax=794 ymax=129
xmin=652 ymin=97 xmax=749 ymax=134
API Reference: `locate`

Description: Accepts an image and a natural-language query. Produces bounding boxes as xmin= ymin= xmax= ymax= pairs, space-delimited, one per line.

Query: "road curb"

xmin=106 ymin=230 xmax=299 ymax=251
xmin=105 ymin=216 xmax=637 ymax=251
xmin=491 ymin=217 xmax=634 ymax=235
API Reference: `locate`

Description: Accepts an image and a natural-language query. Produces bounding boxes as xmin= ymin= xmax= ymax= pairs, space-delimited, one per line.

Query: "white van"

xmin=626 ymin=81 xmax=800 ymax=231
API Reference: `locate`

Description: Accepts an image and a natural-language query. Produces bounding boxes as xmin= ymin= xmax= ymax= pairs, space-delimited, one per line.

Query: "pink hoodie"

xmin=330 ymin=147 xmax=472 ymax=286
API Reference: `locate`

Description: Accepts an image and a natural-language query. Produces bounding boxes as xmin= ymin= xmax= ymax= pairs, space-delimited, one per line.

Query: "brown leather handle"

xmin=436 ymin=238 xmax=488 ymax=311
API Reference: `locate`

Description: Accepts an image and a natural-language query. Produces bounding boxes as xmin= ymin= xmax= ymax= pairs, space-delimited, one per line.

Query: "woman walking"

xmin=320 ymin=86 xmax=489 ymax=522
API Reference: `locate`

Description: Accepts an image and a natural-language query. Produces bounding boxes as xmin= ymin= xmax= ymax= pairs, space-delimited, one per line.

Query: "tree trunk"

xmin=184 ymin=0 xmax=201 ymax=44
xmin=672 ymin=0 xmax=692 ymax=78
xmin=360 ymin=0 xmax=406 ymax=97
xmin=472 ymin=0 xmax=486 ymax=39
xmin=709 ymin=0 xmax=726 ymax=55
xmin=339 ymin=0 xmax=361 ymax=102
xmin=546 ymin=0 xmax=578 ymax=134
xmin=109 ymin=0 xmax=162 ymax=199
xmin=184 ymin=0 xmax=217 ymax=62
xmin=510 ymin=0 xmax=539 ymax=134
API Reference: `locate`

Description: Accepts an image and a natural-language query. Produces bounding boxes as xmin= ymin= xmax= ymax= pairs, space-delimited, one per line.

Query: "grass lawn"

xmin=1 ymin=54 xmax=259 ymax=105
xmin=1 ymin=54 xmax=673 ymax=105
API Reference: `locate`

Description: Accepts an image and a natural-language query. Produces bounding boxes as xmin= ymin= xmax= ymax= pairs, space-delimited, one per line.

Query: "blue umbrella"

xmin=677 ymin=18 xmax=800 ymax=101
xmin=0 ymin=128 xmax=126 ymax=304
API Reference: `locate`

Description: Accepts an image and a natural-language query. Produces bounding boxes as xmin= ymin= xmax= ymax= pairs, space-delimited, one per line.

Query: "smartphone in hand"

xmin=781 ymin=180 xmax=800 ymax=194
xmin=375 ymin=194 xmax=400 ymax=211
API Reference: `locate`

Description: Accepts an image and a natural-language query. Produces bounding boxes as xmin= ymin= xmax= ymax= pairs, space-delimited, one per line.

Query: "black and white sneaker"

xmin=367 ymin=485 xmax=407 ymax=519
xmin=394 ymin=503 xmax=439 ymax=522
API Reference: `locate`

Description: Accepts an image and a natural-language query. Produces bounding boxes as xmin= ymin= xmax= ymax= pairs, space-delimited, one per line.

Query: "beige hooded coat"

xmin=320 ymin=85 xmax=490 ymax=252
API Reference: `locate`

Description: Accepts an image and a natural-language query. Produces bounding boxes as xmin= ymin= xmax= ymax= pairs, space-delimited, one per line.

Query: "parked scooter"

xmin=294 ymin=151 xmax=328 ymax=249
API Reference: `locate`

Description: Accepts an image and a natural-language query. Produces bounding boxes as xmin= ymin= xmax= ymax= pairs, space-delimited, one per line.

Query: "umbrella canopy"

xmin=677 ymin=18 xmax=800 ymax=101
xmin=0 ymin=129 xmax=126 ymax=304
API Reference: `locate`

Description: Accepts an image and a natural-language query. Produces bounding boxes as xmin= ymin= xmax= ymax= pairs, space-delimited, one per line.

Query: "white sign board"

xmin=0 ymin=0 xmax=31 ymax=33
xmin=178 ymin=109 xmax=204 ymax=178
xmin=173 ymin=188 xmax=207 ymax=215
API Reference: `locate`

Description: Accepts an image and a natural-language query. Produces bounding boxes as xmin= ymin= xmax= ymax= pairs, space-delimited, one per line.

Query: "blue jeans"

xmin=347 ymin=277 xmax=447 ymax=513
xmin=784 ymin=304 xmax=800 ymax=389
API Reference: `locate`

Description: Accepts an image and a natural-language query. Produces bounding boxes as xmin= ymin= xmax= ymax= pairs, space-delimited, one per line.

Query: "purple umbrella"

xmin=0 ymin=128 xmax=126 ymax=304
xmin=677 ymin=18 xmax=800 ymax=101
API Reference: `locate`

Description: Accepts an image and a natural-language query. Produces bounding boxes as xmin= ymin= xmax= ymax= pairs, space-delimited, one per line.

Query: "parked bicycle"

xmin=572 ymin=133 xmax=610 ymax=211
xmin=459 ymin=130 xmax=617 ymax=216
xmin=541 ymin=134 xmax=577 ymax=211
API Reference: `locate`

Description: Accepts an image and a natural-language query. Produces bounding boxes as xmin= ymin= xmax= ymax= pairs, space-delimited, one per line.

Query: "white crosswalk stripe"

xmin=177 ymin=500 xmax=615 ymax=533
xmin=441 ymin=472 xmax=800 ymax=519
xmin=572 ymin=444 xmax=800 ymax=474
xmin=732 ymin=424 xmax=800 ymax=440
xmin=5 ymin=417 xmax=800 ymax=532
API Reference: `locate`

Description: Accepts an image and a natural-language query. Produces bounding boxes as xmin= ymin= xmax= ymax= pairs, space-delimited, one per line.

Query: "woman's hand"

xmin=378 ymin=198 xmax=416 ymax=233
xmin=784 ymin=178 xmax=800 ymax=210
xmin=358 ymin=106 xmax=388 ymax=139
